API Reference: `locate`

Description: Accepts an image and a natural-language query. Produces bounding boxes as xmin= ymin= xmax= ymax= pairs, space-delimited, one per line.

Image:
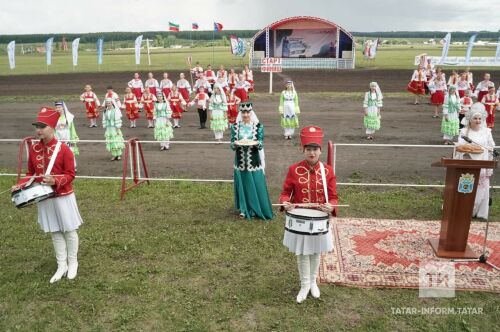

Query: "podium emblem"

xmin=458 ymin=173 xmax=474 ymax=194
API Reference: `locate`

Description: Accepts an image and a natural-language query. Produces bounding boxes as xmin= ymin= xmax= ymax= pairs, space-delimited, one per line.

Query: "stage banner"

xmin=415 ymin=55 xmax=500 ymax=67
xmin=495 ymin=37 xmax=500 ymax=62
xmin=439 ymin=33 xmax=451 ymax=65
xmin=230 ymin=35 xmax=246 ymax=56
xmin=465 ymin=34 xmax=477 ymax=64
xmin=275 ymin=28 xmax=337 ymax=58
xmin=97 ymin=38 xmax=104 ymax=65
xmin=7 ymin=41 xmax=15 ymax=69
xmin=46 ymin=37 xmax=54 ymax=65
xmin=72 ymin=38 xmax=80 ymax=66
xmin=135 ymin=35 xmax=143 ymax=65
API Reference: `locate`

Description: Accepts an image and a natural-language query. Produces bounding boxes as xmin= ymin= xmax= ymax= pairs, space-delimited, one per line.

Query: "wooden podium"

xmin=430 ymin=157 xmax=497 ymax=258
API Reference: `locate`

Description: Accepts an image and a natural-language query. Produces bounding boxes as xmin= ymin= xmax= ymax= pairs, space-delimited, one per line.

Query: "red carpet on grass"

xmin=319 ymin=218 xmax=499 ymax=292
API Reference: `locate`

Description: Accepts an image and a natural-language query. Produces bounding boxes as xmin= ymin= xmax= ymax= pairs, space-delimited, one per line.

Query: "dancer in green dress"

xmin=209 ymin=86 xmax=229 ymax=142
xmin=230 ymin=102 xmax=273 ymax=220
xmin=102 ymin=98 xmax=125 ymax=161
xmin=154 ymin=93 xmax=174 ymax=150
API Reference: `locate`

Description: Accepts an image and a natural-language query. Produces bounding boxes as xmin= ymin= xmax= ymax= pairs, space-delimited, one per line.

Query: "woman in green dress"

xmin=230 ymin=102 xmax=273 ymax=220
xmin=102 ymin=98 xmax=125 ymax=161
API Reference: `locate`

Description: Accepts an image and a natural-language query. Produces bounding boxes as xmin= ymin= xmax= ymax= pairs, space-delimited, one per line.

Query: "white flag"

xmin=495 ymin=37 xmax=500 ymax=62
xmin=369 ymin=39 xmax=379 ymax=59
xmin=7 ymin=41 xmax=15 ymax=69
xmin=439 ymin=33 xmax=451 ymax=65
xmin=465 ymin=34 xmax=477 ymax=65
xmin=72 ymin=38 xmax=80 ymax=66
xmin=135 ymin=35 xmax=143 ymax=65
xmin=46 ymin=37 xmax=54 ymax=65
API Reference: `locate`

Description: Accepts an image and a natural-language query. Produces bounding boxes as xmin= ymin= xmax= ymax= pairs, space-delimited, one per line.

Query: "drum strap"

xmin=319 ymin=162 xmax=328 ymax=203
xmin=45 ymin=141 xmax=62 ymax=176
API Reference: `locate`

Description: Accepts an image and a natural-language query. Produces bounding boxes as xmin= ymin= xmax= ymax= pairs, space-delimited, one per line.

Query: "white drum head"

xmin=288 ymin=208 xmax=328 ymax=218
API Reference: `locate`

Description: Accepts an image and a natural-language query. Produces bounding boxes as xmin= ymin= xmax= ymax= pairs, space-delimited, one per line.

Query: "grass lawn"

xmin=0 ymin=176 xmax=498 ymax=331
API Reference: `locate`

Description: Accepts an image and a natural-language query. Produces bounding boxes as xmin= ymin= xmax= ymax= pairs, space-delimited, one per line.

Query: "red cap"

xmin=300 ymin=126 xmax=323 ymax=148
xmin=32 ymin=107 xmax=59 ymax=128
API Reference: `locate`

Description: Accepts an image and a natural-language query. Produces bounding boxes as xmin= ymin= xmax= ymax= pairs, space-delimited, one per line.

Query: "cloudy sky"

xmin=1 ymin=0 xmax=499 ymax=34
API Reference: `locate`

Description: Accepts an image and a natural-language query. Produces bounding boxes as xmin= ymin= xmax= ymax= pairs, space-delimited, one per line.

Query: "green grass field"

xmin=0 ymin=176 xmax=499 ymax=331
xmin=1 ymin=44 xmax=498 ymax=76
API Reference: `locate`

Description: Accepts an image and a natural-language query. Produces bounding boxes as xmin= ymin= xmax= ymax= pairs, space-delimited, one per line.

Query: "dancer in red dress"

xmin=228 ymin=68 xmax=238 ymax=91
xmin=407 ymin=67 xmax=427 ymax=104
xmin=242 ymin=64 xmax=254 ymax=93
xmin=177 ymin=73 xmax=192 ymax=103
xmin=141 ymin=89 xmax=157 ymax=128
xmin=79 ymin=84 xmax=100 ymax=127
xmin=128 ymin=72 xmax=144 ymax=101
xmin=429 ymin=73 xmax=447 ymax=118
xmin=168 ymin=85 xmax=186 ymax=129
xmin=481 ymin=84 xmax=499 ymax=128
xmin=226 ymin=93 xmax=241 ymax=125
xmin=475 ymin=73 xmax=492 ymax=103
xmin=232 ymin=74 xmax=251 ymax=102
xmin=160 ymin=72 xmax=173 ymax=99
xmin=144 ymin=72 xmax=159 ymax=97
xmin=122 ymin=87 xmax=140 ymax=128
xmin=204 ymin=64 xmax=216 ymax=90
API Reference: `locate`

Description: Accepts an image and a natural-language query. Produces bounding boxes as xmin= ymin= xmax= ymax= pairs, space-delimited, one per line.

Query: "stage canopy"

xmin=250 ymin=16 xmax=355 ymax=69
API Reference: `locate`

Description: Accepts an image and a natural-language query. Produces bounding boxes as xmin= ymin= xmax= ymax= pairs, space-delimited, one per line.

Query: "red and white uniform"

xmin=177 ymin=79 xmax=192 ymax=103
xmin=481 ymin=93 xmax=499 ymax=128
xmin=228 ymin=72 xmax=238 ymax=90
xmin=191 ymin=65 xmax=203 ymax=79
xmin=128 ymin=78 xmax=144 ymax=100
xmin=145 ymin=78 xmax=159 ymax=96
xmin=104 ymin=91 xmax=121 ymax=108
xmin=123 ymin=93 xmax=140 ymax=120
xmin=243 ymin=69 xmax=254 ymax=92
xmin=204 ymin=70 xmax=216 ymax=85
xmin=457 ymin=79 xmax=470 ymax=98
xmin=18 ymin=137 xmax=75 ymax=197
xmin=160 ymin=79 xmax=173 ymax=99
xmin=460 ymin=96 xmax=473 ymax=114
xmin=168 ymin=91 xmax=186 ymax=119
xmin=194 ymin=78 xmax=212 ymax=94
xmin=190 ymin=92 xmax=209 ymax=110
xmin=214 ymin=78 xmax=229 ymax=94
xmin=407 ymin=70 xmax=426 ymax=95
xmin=141 ymin=93 xmax=157 ymax=120
xmin=465 ymin=72 xmax=474 ymax=90
xmin=226 ymin=94 xmax=240 ymax=124
xmin=232 ymin=80 xmax=251 ymax=102
xmin=447 ymin=74 xmax=459 ymax=87
xmin=79 ymin=91 xmax=100 ymax=119
xmin=475 ymin=80 xmax=492 ymax=102
xmin=430 ymin=79 xmax=447 ymax=105
xmin=217 ymin=69 xmax=228 ymax=82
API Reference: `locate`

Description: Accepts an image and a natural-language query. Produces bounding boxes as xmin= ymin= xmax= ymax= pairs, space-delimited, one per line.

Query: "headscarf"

xmin=462 ymin=102 xmax=487 ymax=128
xmin=369 ymin=82 xmax=383 ymax=100
xmin=235 ymin=102 xmax=265 ymax=170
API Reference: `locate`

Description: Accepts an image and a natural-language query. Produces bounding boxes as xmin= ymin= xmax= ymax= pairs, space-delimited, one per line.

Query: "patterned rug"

xmin=319 ymin=218 xmax=500 ymax=292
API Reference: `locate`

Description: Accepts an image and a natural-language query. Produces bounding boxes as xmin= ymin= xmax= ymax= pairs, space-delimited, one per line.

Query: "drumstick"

xmin=272 ymin=203 xmax=350 ymax=207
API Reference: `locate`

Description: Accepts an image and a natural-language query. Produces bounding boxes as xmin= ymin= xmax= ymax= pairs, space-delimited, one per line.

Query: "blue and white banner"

xmin=495 ymin=37 xmax=500 ymax=62
xmin=46 ymin=37 xmax=54 ymax=65
xmin=72 ymin=38 xmax=80 ymax=66
xmin=439 ymin=33 xmax=451 ymax=65
xmin=465 ymin=34 xmax=477 ymax=65
xmin=230 ymin=35 xmax=246 ymax=57
xmin=135 ymin=35 xmax=143 ymax=65
xmin=7 ymin=41 xmax=15 ymax=69
xmin=369 ymin=38 xmax=379 ymax=59
xmin=97 ymin=38 xmax=104 ymax=65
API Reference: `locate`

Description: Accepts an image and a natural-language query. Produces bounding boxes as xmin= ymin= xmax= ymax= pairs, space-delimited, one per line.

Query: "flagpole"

xmin=212 ymin=26 xmax=215 ymax=65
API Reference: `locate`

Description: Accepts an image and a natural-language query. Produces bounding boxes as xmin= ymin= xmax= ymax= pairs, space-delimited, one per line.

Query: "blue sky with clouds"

xmin=1 ymin=0 xmax=499 ymax=34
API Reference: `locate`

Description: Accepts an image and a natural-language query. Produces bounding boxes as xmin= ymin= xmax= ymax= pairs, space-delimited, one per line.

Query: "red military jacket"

xmin=18 ymin=137 xmax=75 ymax=197
xmin=279 ymin=160 xmax=338 ymax=216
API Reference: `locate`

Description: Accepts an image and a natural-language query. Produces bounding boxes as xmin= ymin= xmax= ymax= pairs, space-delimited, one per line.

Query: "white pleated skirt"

xmin=283 ymin=229 xmax=333 ymax=255
xmin=37 ymin=193 xmax=83 ymax=233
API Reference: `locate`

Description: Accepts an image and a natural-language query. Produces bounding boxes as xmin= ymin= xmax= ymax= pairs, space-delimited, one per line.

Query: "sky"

xmin=1 ymin=0 xmax=499 ymax=35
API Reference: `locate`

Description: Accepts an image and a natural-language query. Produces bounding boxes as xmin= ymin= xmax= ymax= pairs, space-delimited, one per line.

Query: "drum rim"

xmin=286 ymin=208 xmax=329 ymax=220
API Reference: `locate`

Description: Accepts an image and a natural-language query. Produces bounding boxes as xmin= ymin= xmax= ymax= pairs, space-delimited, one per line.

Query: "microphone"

xmin=461 ymin=135 xmax=472 ymax=143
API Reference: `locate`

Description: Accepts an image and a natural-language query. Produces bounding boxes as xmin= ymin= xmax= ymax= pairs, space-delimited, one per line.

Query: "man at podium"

xmin=454 ymin=103 xmax=496 ymax=220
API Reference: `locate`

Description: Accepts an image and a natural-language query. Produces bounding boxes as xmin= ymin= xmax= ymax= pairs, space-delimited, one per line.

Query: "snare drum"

xmin=285 ymin=208 xmax=329 ymax=235
xmin=11 ymin=183 xmax=54 ymax=208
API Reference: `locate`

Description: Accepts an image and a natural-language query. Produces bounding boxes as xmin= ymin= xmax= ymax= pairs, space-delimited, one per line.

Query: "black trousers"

xmin=198 ymin=108 xmax=207 ymax=127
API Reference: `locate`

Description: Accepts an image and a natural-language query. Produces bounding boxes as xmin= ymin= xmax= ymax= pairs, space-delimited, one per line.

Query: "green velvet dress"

xmin=230 ymin=122 xmax=273 ymax=220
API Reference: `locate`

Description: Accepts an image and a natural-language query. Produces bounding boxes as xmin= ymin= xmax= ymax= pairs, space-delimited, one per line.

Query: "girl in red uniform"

xmin=79 ymin=84 xmax=100 ymax=127
xmin=226 ymin=92 xmax=241 ymax=125
xmin=481 ymin=84 xmax=499 ymax=128
xmin=242 ymin=64 xmax=254 ymax=93
xmin=429 ymin=73 xmax=446 ymax=118
xmin=228 ymin=68 xmax=238 ymax=91
xmin=141 ymin=88 xmax=157 ymax=128
xmin=122 ymin=87 xmax=140 ymax=128
xmin=407 ymin=67 xmax=427 ymax=104
xmin=168 ymin=85 xmax=186 ymax=128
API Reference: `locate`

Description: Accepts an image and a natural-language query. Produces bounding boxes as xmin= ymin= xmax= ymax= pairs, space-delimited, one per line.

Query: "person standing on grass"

xmin=189 ymin=86 xmax=210 ymax=129
xmin=455 ymin=103 xmax=495 ymax=220
xmin=177 ymin=73 xmax=192 ymax=103
xmin=54 ymin=101 xmax=79 ymax=169
xmin=160 ymin=73 xmax=173 ymax=100
xmin=122 ymin=87 xmax=140 ymax=128
xmin=154 ymin=93 xmax=174 ymax=151
xmin=230 ymin=102 xmax=273 ymax=220
xmin=208 ymin=86 xmax=229 ymax=143
xmin=103 ymin=98 xmax=125 ymax=161
xmin=407 ymin=66 xmax=426 ymax=104
xmin=441 ymin=85 xmax=461 ymax=145
xmin=140 ymin=88 xmax=157 ymax=128
xmin=363 ymin=82 xmax=383 ymax=140
xmin=12 ymin=107 xmax=83 ymax=283
xmin=481 ymin=84 xmax=499 ymax=128
xmin=279 ymin=80 xmax=300 ymax=140
xmin=128 ymin=72 xmax=144 ymax=102
xmin=279 ymin=126 xmax=338 ymax=303
xmin=429 ymin=72 xmax=446 ymax=118
xmin=79 ymin=84 xmax=100 ymax=128
xmin=168 ymin=85 xmax=186 ymax=129
xmin=144 ymin=72 xmax=159 ymax=97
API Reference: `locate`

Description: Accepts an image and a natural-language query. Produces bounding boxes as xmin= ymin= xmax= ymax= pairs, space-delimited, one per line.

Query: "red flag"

xmin=214 ymin=22 xmax=223 ymax=32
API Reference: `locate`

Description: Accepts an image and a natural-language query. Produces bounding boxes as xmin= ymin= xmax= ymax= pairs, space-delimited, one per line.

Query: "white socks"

xmin=174 ymin=119 xmax=180 ymax=127
xmin=50 ymin=232 xmax=68 ymax=283
xmin=49 ymin=231 xmax=79 ymax=283
xmin=64 ymin=231 xmax=79 ymax=280
xmin=296 ymin=254 xmax=321 ymax=303
xmin=215 ymin=132 xmax=223 ymax=140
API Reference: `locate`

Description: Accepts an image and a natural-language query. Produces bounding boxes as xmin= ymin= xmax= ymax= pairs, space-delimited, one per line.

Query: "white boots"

xmin=49 ymin=231 xmax=79 ymax=283
xmin=296 ymin=254 xmax=321 ymax=303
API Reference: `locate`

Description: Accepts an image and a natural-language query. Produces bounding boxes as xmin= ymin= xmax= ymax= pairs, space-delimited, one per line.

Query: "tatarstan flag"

xmin=169 ymin=22 xmax=180 ymax=32
xmin=192 ymin=23 xmax=199 ymax=30
xmin=214 ymin=22 xmax=223 ymax=31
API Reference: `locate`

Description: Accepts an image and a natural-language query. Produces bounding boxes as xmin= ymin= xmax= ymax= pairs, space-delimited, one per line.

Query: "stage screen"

xmin=275 ymin=29 xmax=337 ymax=58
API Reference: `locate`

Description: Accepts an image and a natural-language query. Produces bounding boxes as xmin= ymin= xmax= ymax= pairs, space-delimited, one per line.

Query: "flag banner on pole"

xmin=230 ymin=35 xmax=246 ymax=57
xmin=72 ymin=38 xmax=80 ymax=66
xmin=495 ymin=37 xmax=500 ymax=62
xmin=46 ymin=37 xmax=54 ymax=65
xmin=465 ymin=34 xmax=477 ymax=64
xmin=192 ymin=23 xmax=199 ymax=30
xmin=97 ymin=38 xmax=104 ymax=65
xmin=439 ymin=33 xmax=451 ymax=64
xmin=214 ymin=22 xmax=223 ymax=32
xmin=7 ymin=41 xmax=15 ymax=69
xmin=169 ymin=22 xmax=180 ymax=32
xmin=369 ymin=38 xmax=379 ymax=59
xmin=135 ymin=35 xmax=143 ymax=65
